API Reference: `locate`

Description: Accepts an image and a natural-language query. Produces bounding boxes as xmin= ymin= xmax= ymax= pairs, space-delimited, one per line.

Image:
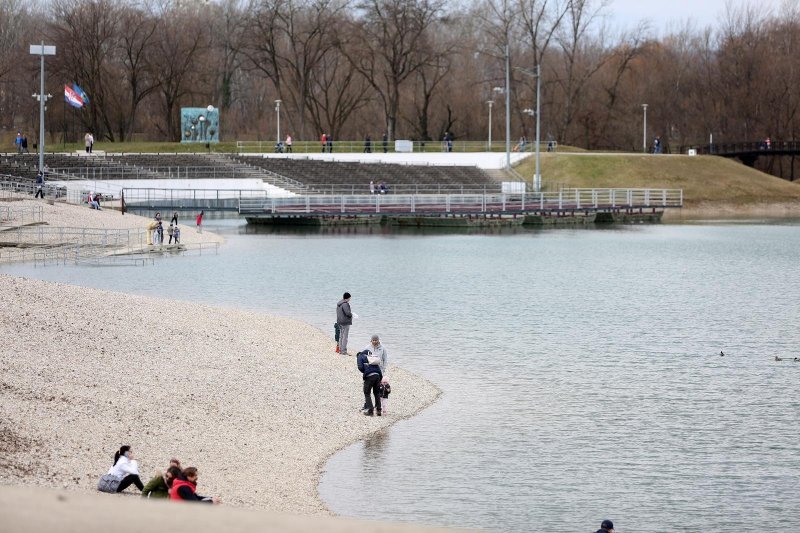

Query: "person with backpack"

xmin=336 ymin=292 xmax=353 ymax=355
xmin=34 ymin=171 xmax=45 ymax=199
xmin=357 ymin=335 xmax=387 ymax=416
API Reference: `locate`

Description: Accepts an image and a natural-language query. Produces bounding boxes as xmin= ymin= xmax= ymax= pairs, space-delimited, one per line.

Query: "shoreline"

xmin=0 ymin=274 xmax=441 ymax=516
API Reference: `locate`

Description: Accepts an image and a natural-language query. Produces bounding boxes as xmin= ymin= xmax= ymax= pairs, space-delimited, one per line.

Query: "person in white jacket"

xmin=106 ymin=445 xmax=144 ymax=493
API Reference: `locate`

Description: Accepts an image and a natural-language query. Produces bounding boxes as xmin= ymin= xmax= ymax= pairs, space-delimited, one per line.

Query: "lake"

xmin=3 ymin=220 xmax=799 ymax=532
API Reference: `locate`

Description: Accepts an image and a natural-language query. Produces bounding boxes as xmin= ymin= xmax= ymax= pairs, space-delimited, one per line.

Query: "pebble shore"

xmin=0 ymin=274 xmax=440 ymax=514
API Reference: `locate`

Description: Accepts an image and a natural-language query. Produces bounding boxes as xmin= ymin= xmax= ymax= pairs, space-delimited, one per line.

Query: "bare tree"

xmin=343 ymin=0 xmax=446 ymax=140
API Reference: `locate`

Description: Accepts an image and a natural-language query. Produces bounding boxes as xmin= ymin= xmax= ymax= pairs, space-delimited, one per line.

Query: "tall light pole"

xmin=30 ymin=42 xmax=55 ymax=173
xmin=642 ymin=103 xmax=648 ymax=153
xmin=275 ymin=99 xmax=281 ymax=145
xmin=516 ymin=65 xmax=542 ymax=191
xmin=487 ymin=100 xmax=494 ymax=150
xmin=504 ymin=43 xmax=511 ymax=171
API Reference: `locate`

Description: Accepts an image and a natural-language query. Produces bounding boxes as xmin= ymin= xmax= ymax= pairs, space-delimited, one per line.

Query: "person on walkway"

xmin=142 ymin=464 xmax=182 ymax=499
xmin=327 ymin=133 xmax=333 ymax=153
xmin=98 ymin=445 xmax=144 ymax=493
xmin=170 ymin=467 xmax=221 ymax=504
xmin=21 ymin=134 xmax=28 ymax=153
xmin=285 ymin=133 xmax=293 ymax=153
xmin=14 ymin=131 xmax=22 ymax=153
xmin=382 ymin=132 xmax=388 ymax=153
xmin=196 ymin=210 xmax=204 ymax=233
xmin=364 ymin=135 xmax=372 ymax=153
xmin=595 ymin=519 xmax=614 ymax=533
xmin=336 ymin=292 xmax=353 ymax=355
xmin=357 ymin=336 xmax=385 ymax=416
xmin=168 ymin=224 xmax=175 ymax=244
xmin=321 ymin=133 xmax=327 ymax=153
xmin=379 ymin=180 xmax=387 ymax=194
xmin=170 ymin=212 xmax=178 ymax=226
xmin=369 ymin=180 xmax=375 ymax=194
xmin=85 ymin=132 xmax=93 ymax=154
xmin=173 ymin=226 xmax=181 ymax=244
xmin=34 ymin=171 xmax=45 ymax=199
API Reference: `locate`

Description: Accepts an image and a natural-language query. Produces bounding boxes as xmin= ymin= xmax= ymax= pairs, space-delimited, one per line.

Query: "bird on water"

xmin=720 ymin=351 xmax=725 ymax=357
xmin=775 ymin=356 xmax=783 ymax=361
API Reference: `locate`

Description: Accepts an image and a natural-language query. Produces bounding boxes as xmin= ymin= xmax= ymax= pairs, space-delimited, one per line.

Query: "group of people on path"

xmin=14 ymin=131 xmax=29 ymax=153
xmin=97 ymin=445 xmax=221 ymax=503
xmin=151 ymin=212 xmax=181 ymax=245
xmin=336 ymin=292 xmax=391 ymax=417
xmin=368 ymin=180 xmax=389 ymax=194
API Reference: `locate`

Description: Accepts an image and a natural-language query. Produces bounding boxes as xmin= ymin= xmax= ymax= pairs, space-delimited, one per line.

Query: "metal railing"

xmin=302 ymin=183 xmax=508 ymax=195
xmin=239 ymin=188 xmax=683 ymax=215
xmin=681 ymin=140 xmax=800 ymax=155
xmin=236 ymin=140 xmax=559 ymax=154
xmin=47 ymin=165 xmax=261 ymax=181
xmin=0 ymin=176 xmax=66 ymax=199
xmin=0 ymin=205 xmax=44 ymax=225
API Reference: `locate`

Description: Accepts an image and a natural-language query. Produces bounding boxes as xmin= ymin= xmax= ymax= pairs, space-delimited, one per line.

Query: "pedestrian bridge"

xmin=682 ymin=141 xmax=800 ymax=166
xmin=239 ymin=188 xmax=683 ymax=225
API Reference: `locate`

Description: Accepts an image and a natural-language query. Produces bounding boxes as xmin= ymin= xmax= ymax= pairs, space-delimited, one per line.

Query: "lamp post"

xmin=642 ymin=103 xmax=648 ymax=153
xmin=516 ymin=65 xmax=542 ymax=191
xmin=504 ymin=43 xmax=510 ymax=171
xmin=487 ymin=100 xmax=494 ymax=150
xmin=29 ymin=42 xmax=56 ymax=173
xmin=275 ymin=99 xmax=281 ymax=145
xmin=198 ymin=114 xmax=206 ymax=142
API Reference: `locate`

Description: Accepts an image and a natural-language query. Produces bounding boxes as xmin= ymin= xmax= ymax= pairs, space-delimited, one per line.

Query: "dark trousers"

xmin=116 ymin=474 xmax=144 ymax=493
xmin=35 ymin=188 xmax=44 ymax=198
xmin=363 ymin=373 xmax=382 ymax=413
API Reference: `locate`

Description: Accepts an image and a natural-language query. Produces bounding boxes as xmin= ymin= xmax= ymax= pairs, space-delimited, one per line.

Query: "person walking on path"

xmin=369 ymin=180 xmax=375 ymax=194
xmin=34 ymin=171 xmax=45 ymax=199
xmin=14 ymin=131 xmax=22 ymax=153
xmin=595 ymin=519 xmax=614 ymax=533
xmin=285 ymin=133 xmax=293 ymax=153
xmin=21 ymin=134 xmax=28 ymax=153
xmin=382 ymin=133 xmax=388 ymax=153
xmin=336 ymin=292 xmax=353 ymax=355
xmin=357 ymin=336 xmax=385 ymax=416
xmin=326 ymin=133 xmax=333 ymax=153
xmin=170 ymin=212 xmax=178 ymax=226
xmin=364 ymin=135 xmax=372 ymax=153
xmin=196 ymin=210 xmax=204 ymax=233
xmin=321 ymin=133 xmax=327 ymax=153
xmin=85 ymin=132 xmax=94 ymax=153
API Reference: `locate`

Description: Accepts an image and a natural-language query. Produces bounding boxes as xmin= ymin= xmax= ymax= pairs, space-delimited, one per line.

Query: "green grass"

xmin=515 ymin=153 xmax=800 ymax=206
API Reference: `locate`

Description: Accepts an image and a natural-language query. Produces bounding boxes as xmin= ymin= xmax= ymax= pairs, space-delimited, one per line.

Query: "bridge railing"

xmin=239 ymin=188 xmax=683 ymax=215
xmin=681 ymin=140 xmax=800 ymax=155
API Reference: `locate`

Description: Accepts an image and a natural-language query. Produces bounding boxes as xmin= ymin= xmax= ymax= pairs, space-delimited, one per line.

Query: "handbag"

xmin=97 ymin=473 xmax=121 ymax=493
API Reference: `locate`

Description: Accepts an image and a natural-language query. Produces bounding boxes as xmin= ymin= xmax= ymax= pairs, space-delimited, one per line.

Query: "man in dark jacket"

xmin=357 ymin=347 xmax=382 ymax=416
xmin=336 ymin=292 xmax=353 ymax=355
xmin=595 ymin=519 xmax=614 ymax=533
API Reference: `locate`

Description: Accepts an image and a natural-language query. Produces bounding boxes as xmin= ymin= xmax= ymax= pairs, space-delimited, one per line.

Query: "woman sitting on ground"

xmin=169 ymin=467 xmax=221 ymax=504
xmin=99 ymin=445 xmax=144 ymax=493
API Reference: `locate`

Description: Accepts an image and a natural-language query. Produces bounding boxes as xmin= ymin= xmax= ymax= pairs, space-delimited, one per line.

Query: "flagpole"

xmin=62 ymin=99 xmax=66 ymax=148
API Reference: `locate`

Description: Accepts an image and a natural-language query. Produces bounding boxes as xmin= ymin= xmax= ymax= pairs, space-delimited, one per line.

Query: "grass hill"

xmin=515 ymin=153 xmax=800 ymax=208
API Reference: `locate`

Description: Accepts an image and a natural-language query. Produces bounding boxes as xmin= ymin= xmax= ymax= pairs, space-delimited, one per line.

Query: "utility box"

xmin=687 ymin=148 xmax=697 ymax=156
xmin=502 ymin=181 xmax=526 ymax=194
xmin=395 ymin=140 xmax=413 ymax=152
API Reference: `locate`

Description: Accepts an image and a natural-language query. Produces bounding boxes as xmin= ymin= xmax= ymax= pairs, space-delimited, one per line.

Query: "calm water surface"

xmin=3 ymin=221 xmax=799 ymax=532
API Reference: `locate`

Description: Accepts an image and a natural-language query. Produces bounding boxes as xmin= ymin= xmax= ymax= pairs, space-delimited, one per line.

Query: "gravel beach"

xmin=0 ymin=274 xmax=440 ymax=514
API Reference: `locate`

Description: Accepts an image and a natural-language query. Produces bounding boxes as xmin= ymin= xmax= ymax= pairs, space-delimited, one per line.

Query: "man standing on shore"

xmin=336 ymin=292 xmax=353 ymax=355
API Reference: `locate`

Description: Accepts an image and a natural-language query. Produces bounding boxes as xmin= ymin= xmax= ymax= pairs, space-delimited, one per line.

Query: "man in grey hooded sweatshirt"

xmin=336 ymin=292 xmax=353 ymax=355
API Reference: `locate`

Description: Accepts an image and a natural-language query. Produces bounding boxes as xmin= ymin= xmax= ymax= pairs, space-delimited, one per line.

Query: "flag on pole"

xmin=64 ymin=85 xmax=84 ymax=108
xmin=72 ymin=83 xmax=89 ymax=105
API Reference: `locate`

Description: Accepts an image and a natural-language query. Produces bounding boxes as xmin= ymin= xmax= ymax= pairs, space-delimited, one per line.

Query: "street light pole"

xmin=504 ymin=43 xmax=511 ymax=171
xmin=534 ymin=63 xmax=541 ymax=191
xmin=642 ymin=103 xmax=648 ymax=153
xmin=487 ymin=100 xmax=493 ymax=150
xmin=275 ymin=99 xmax=281 ymax=145
xmin=29 ymin=41 xmax=56 ymax=173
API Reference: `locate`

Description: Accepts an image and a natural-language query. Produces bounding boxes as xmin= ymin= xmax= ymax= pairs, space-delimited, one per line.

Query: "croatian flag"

xmin=64 ymin=85 xmax=84 ymax=108
xmin=72 ymin=83 xmax=89 ymax=105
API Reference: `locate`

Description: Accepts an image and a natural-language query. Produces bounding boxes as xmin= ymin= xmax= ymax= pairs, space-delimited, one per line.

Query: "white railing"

xmin=235 ymin=140 xmax=559 ymax=154
xmin=0 ymin=205 xmax=44 ymax=225
xmin=238 ymin=188 xmax=683 ymax=215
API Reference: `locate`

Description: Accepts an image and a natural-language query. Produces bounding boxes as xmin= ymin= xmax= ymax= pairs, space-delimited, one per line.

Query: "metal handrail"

xmin=0 ymin=205 xmax=44 ymax=225
xmin=235 ymin=140 xmax=559 ymax=154
xmin=238 ymin=188 xmax=683 ymax=215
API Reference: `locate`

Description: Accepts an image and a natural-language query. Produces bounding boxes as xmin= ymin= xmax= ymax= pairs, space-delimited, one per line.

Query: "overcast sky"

xmin=607 ymin=0 xmax=785 ymax=33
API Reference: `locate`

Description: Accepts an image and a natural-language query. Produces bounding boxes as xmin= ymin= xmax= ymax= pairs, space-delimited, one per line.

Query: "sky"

xmin=607 ymin=0 xmax=785 ymax=33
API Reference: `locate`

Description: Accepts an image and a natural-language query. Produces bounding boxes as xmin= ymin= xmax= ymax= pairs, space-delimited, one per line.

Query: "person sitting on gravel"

xmin=89 ymin=192 xmax=102 ymax=210
xmin=142 ymin=463 xmax=182 ymax=499
xmin=169 ymin=467 xmax=221 ymax=504
xmin=97 ymin=445 xmax=144 ymax=493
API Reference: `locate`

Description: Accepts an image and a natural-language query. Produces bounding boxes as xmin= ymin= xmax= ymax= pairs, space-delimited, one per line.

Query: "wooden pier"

xmin=239 ymin=188 xmax=683 ymax=226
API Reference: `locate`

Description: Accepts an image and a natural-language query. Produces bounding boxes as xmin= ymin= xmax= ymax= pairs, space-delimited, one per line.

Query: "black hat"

xmin=343 ymin=292 xmax=351 ymax=299
xmin=601 ymin=519 xmax=614 ymax=530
